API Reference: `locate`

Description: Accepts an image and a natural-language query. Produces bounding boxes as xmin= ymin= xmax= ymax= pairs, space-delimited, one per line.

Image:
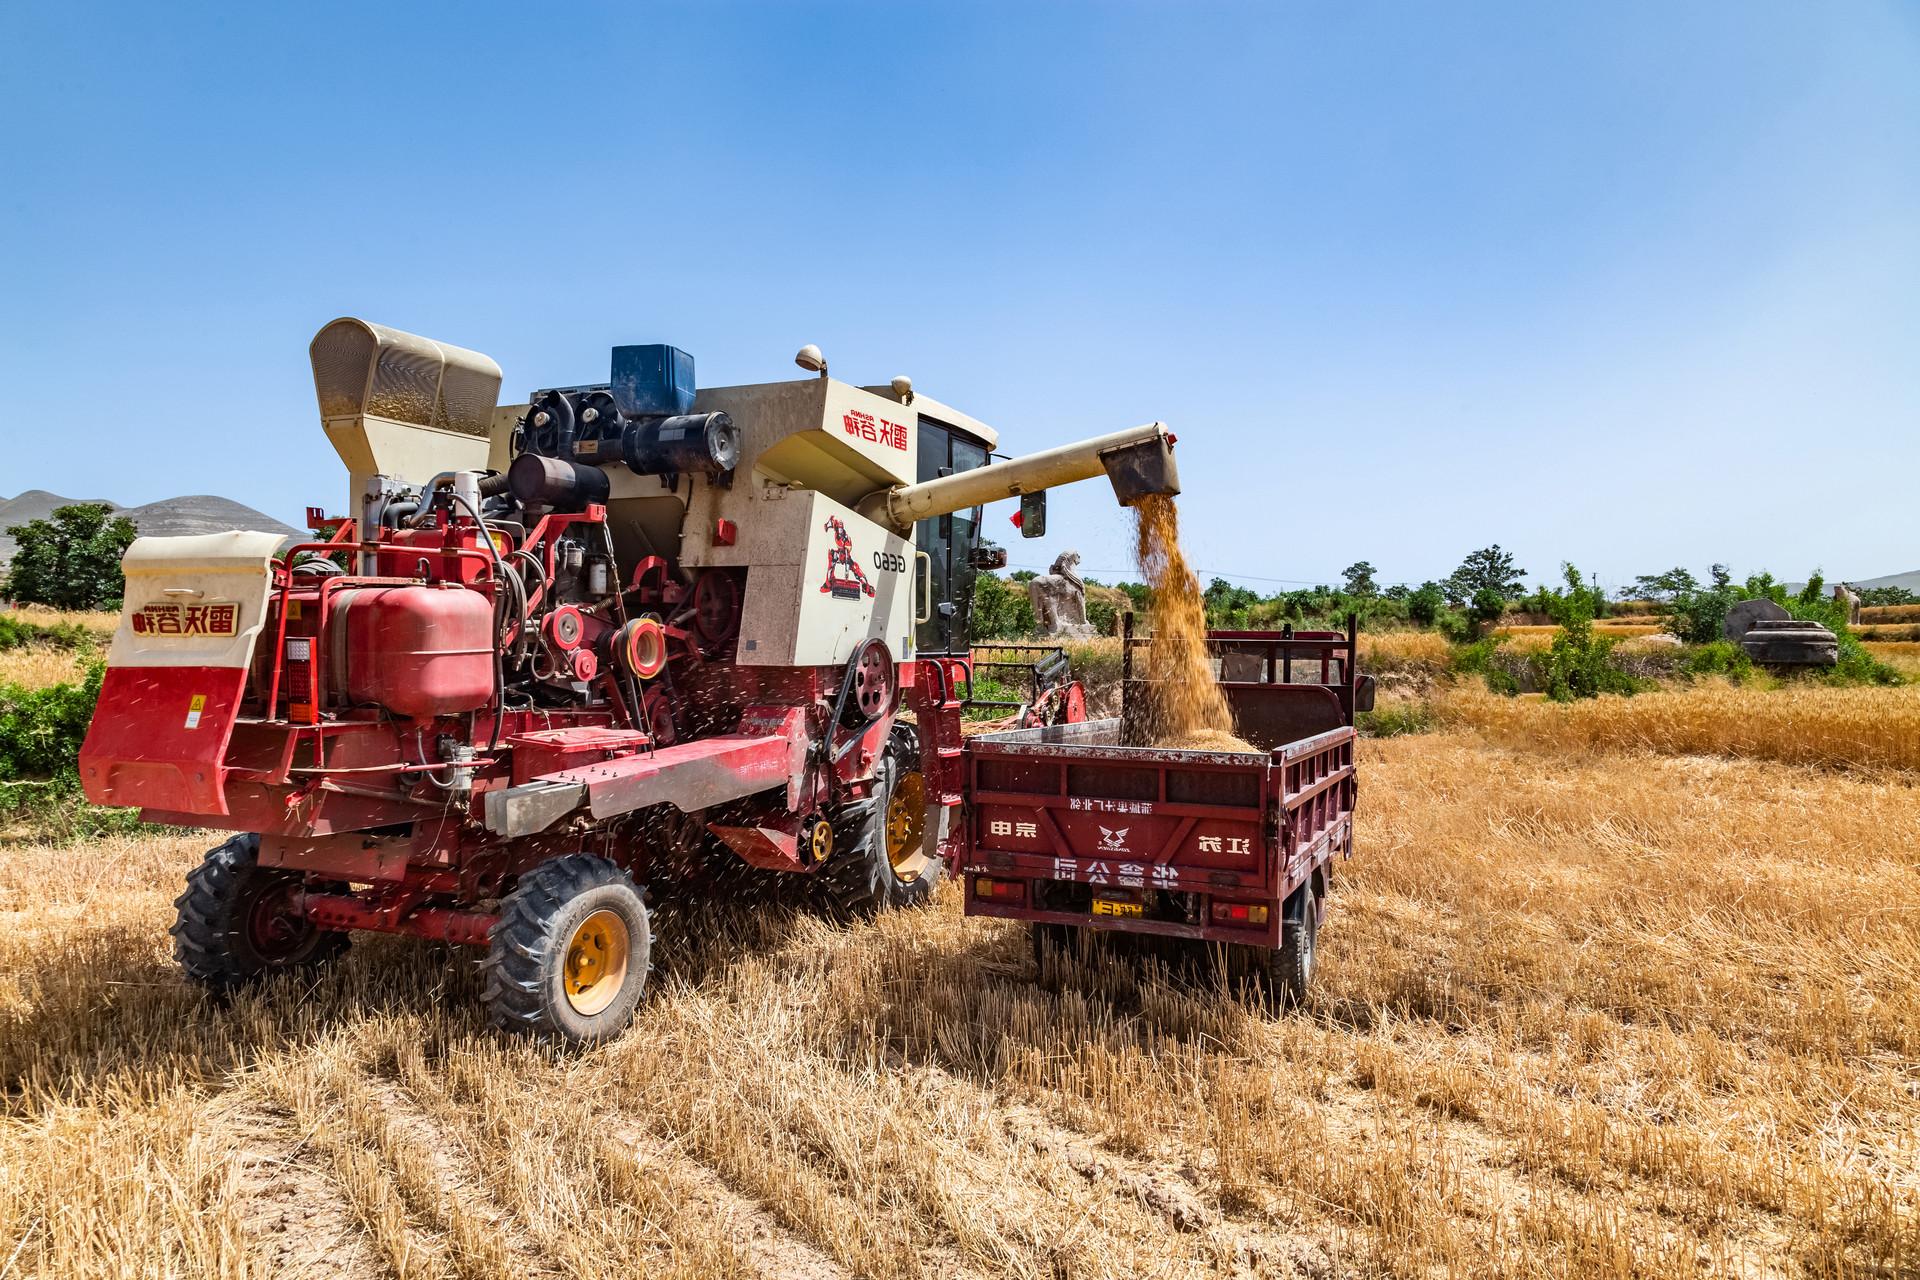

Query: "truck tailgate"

xmin=961 ymin=717 xmax=1355 ymax=945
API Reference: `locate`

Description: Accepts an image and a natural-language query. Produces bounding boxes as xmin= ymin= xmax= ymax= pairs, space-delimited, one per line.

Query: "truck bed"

xmin=960 ymin=704 xmax=1356 ymax=948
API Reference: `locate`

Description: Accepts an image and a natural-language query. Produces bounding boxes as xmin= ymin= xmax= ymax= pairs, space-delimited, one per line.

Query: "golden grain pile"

xmin=3 ymin=683 xmax=1917 ymax=1277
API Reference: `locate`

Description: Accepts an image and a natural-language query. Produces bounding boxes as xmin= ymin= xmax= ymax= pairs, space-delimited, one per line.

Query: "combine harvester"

xmin=80 ymin=319 xmax=1363 ymax=1039
xmin=80 ymin=320 xmax=1181 ymax=1041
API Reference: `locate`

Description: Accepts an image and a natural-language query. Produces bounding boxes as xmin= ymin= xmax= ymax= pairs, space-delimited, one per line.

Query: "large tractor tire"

xmin=816 ymin=728 xmax=943 ymax=916
xmin=481 ymin=854 xmax=652 ymax=1045
xmin=171 ymin=833 xmax=348 ymax=990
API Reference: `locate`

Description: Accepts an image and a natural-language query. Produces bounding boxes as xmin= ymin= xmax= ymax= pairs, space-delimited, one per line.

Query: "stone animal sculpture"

xmin=1834 ymin=583 xmax=1862 ymax=627
xmin=1028 ymin=550 xmax=1097 ymax=638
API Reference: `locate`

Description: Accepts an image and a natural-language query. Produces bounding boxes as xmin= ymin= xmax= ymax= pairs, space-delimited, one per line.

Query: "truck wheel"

xmin=482 ymin=854 xmax=652 ymax=1045
xmin=1265 ymin=886 xmax=1318 ymax=1008
xmin=171 ymin=833 xmax=347 ymax=991
xmin=817 ymin=733 xmax=943 ymax=916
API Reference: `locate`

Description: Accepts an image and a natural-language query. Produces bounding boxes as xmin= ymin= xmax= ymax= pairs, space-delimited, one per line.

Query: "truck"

xmin=958 ymin=619 xmax=1370 ymax=1002
xmin=78 ymin=318 xmax=1179 ymax=1043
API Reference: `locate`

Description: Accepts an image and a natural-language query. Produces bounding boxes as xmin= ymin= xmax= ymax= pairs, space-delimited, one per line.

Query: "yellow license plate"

xmin=1092 ymin=899 xmax=1143 ymax=918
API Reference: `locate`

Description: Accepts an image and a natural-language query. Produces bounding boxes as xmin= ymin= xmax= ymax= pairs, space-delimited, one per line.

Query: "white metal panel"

xmin=734 ymin=491 xmax=914 ymax=668
xmin=107 ymin=532 xmax=282 ymax=670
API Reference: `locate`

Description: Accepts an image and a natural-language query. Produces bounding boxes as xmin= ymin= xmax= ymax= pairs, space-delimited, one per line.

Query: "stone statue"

xmin=1834 ymin=583 xmax=1862 ymax=627
xmin=1027 ymin=551 xmax=1097 ymax=638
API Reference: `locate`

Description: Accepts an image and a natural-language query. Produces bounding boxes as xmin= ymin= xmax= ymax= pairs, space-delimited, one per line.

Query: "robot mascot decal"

xmin=819 ymin=516 xmax=876 ymax=601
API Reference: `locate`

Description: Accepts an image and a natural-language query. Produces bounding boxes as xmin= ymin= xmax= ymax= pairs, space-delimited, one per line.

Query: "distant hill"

xmin=0 ymin=490 xmax=300 ymax=567
xmin=1782 ymin=570 xmax=1920 ymax=596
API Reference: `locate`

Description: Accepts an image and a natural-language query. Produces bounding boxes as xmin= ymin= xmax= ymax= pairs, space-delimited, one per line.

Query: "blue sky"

xmin=3 ymin=2 xmax=1915 ymax=593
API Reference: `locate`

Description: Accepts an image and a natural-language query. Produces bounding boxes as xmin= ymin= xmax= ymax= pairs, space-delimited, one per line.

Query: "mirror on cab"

xmin=1019 ymin=490 xmax=1047 ymax=538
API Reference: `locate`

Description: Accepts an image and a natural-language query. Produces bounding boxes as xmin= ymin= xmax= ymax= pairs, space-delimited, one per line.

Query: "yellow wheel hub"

xmin=806 ymin=817 xmax=834 ymax=865
xmin=562 ymin=909 xmax=630 ymax=1017
xmin=886 ymin=770 xmax=929 ymax=883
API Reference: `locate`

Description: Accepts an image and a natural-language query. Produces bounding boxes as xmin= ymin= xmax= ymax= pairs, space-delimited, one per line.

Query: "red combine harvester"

xmin=79 ymin=319 xmax=1178 ymax=1042
xmin=960 ymin=619 xmax=1372 ymax=1002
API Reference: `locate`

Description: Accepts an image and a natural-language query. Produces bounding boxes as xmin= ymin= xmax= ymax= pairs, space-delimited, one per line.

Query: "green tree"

xmin=1534 ymin=564 xmax=1637 ymax=701
xmin=1627 ymin=566 xmax=1699 ymax=601
xmin=2 ymin=504 xmax=138 ymax=610
xmin=1202 ymin=577 xmax=1259 ymax=628
xmin=1407 ymin=581 xmax=1445 ymax=627
xmin=1446 ymin=545 xmax=1527 ymax=608
xmin=968 ymin=572 xmax=1036 ymax=640
xmin=1340 ymin=561 xmax=1379 ymax=597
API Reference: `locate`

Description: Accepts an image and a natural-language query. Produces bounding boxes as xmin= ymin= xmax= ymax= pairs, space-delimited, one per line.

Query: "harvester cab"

xmin=78 ymin=318 xmax=1179 ymax=1043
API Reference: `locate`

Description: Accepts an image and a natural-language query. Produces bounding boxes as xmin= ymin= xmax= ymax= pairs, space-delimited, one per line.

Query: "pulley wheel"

xmin=545 ymin=605 xmax=586 ymax=651
xmin=802 ymin=815 xmax=834 ymax=866
xmin=614 ymin=615 xmax=668 ymax=680
xmin=847 ymin=643 xmax=895 ymax=725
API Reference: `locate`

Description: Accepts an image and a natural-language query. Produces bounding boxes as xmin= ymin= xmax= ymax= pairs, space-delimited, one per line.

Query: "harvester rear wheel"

xmin=170 ymin=834 xmax=347 ymax=991
xmin=816 ymin=728 xmax=943 ymax=916
xmin=481 ymin=854 xmax=652 ymax=1045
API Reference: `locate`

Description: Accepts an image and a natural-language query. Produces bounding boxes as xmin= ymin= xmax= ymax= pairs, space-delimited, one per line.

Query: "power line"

xmin=1004 ymin=561 xmax=1432 ymax=589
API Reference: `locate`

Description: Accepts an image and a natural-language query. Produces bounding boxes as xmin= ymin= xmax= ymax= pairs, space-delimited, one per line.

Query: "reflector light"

xmin=1210 ymin=901 xmax=1269 ymax=925
xmin=973 ymin=876 xmax=1024 ymax=901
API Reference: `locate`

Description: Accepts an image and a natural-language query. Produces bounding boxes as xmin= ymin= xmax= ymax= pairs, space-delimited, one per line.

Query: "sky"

xmin=3 ymin=1 xmax=1916 ymax=595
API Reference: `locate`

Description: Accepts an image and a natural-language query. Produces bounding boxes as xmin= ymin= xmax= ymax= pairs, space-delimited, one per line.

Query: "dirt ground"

xmin=3 ymin=723 xmax=1917 ymax=1278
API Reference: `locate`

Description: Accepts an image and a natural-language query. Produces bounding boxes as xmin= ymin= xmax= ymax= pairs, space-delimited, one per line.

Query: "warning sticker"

xmin=184 ymin=694 xmax=207 ymax=730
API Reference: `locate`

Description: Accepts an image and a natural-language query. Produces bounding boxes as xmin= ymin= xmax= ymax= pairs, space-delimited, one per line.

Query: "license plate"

xmin=1092 ymin=898 xmax=1142 ymax=918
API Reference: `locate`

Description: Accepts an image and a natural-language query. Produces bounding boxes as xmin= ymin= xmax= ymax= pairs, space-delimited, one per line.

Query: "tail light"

xmin=1210 ymin=901 xmax=1270 ymax=926
xmin=973 ymin=875 xmax=1026 ymax=904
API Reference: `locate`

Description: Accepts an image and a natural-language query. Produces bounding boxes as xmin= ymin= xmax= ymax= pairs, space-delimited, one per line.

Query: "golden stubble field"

xmin=3 ymin=690 xmax=1919 ymax=1279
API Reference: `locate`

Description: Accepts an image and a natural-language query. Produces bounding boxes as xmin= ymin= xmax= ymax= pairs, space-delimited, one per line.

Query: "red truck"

xmin=958 ymin=621 xmax=1370 ymax=1003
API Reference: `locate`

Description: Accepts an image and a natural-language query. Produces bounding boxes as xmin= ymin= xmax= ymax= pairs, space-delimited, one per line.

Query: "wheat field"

xmin=3 ymin=693 xmax=1918 ymax=1278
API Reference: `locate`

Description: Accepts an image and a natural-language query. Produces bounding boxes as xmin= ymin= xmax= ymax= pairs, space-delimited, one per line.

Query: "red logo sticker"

xmin=842 ymin=409 xmax=908 ymax=451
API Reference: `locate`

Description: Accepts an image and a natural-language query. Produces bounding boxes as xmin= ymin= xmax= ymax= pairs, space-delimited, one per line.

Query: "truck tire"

xmin=171 ymin=833 xmax=347 ymax=991
xmin=1265 ymin=885 xmax=1319 ymax=1008
xmin=816 ymin=729 xmax=944 ymax=917
xmin=482 ymin=854 xmax=652 ymax=1045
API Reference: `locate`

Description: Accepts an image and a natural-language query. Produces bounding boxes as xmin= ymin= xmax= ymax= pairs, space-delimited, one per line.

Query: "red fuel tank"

xmin=328 ymin=585 xmax=494 ymax=718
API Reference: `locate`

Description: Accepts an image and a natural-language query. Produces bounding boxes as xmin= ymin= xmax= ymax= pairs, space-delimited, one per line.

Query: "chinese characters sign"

xmin=842 ymin=410 xmax=909 ymax=451
xmin=131 ymin=601 xmax=240 ymax=637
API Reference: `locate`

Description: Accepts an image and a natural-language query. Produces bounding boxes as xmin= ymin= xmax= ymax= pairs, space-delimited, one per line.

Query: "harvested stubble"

xmin=1127 ymin=494 xmax=1251 ymax=751
xmin=1860 ymin=603 xmax=1920 ymax=625
xmin=4 ymin=715 xmax=1918 ymax=1277
xmin=1437 ymin=683 xmax=1920 ymax=771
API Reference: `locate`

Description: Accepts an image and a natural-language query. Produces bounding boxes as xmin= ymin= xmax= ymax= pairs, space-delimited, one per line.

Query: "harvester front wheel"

xmin=816 ymin=730 xmax=943 ymax=916
xmin=171 ymin=834 xmax=347 ymax=991
xmin=481 ymin=855 xmax=652 ymax=1045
